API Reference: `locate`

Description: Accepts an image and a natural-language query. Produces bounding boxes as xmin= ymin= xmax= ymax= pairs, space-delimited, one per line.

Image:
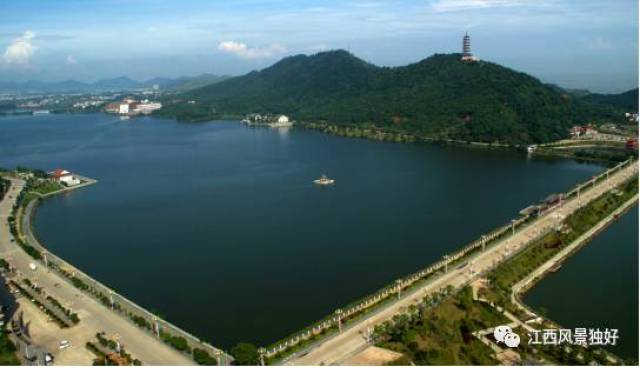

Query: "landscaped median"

xmin=9 ymin=279 xmax=79 ymax=328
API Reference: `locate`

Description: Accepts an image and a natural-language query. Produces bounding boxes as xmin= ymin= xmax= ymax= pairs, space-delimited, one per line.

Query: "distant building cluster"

xmin=569 ymin=125 xmax=597 ymax=139
xmin=73 ymin=99 xmax=105 ymax=109
xmin=242 ymin=113 xmax=293 ymax=127
xmin=105 ymin=97 xmax=162 ymax=116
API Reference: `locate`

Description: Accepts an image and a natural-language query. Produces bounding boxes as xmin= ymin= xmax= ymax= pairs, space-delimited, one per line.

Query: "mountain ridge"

xmin=163 ymin=50 xmax=624 ymax=144
xmin=0 ymin=74 xmax=230 ymax=93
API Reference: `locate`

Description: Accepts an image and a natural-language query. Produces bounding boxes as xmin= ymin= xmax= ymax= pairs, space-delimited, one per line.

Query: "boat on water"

xmin=314 ymin=174 xmax=335 ymax=185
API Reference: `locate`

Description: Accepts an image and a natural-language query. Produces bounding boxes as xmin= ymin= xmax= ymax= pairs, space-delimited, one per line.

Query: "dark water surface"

xmin=1 ymin=113 xmax=609 ymax=348
xmin=525 ymin=208 xmax=638 ymax=360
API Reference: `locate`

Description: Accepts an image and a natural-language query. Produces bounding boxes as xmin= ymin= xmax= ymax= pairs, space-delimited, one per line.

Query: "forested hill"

xmin=581 ymin=88 xmax=639 ymax=111
xmin=162 ymin=50 xmax=616 ymax=144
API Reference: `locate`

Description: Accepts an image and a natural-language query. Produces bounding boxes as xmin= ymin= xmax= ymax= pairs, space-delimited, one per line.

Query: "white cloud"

xmin=431 ymin=0 xmax=533 ymax=12
xmin=3 ymin=31 xmax=36 ymax=65
xmin=217 ymin=40 xmax=287 ymax=59
xmin=66 ymin=55 xmax=77 ymax=65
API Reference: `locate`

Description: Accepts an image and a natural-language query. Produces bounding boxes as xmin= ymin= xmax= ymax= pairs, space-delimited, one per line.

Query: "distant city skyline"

xmin=1 ymin=0 xmax=638 ymax=93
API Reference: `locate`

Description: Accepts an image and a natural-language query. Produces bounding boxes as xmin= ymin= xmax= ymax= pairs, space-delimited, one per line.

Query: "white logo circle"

xmin=494 ymin=325 xmax=520 ymax=348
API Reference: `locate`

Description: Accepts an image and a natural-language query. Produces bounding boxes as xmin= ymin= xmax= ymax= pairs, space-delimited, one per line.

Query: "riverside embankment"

xmin=6 ymin=175 xmax=230 ymax=365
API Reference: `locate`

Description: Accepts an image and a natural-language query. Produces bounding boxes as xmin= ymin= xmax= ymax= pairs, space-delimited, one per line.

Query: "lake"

xmin=0 ymin=113 xmax=607 ymax=348
xmin=525 ymin=207 xmax=638 ymax=360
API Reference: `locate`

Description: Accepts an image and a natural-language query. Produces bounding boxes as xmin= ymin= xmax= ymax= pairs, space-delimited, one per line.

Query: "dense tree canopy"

xmin=160 ymin=50 xmax=629 ymax=144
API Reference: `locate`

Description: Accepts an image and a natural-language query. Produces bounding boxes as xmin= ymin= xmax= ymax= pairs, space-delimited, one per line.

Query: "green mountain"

xmin=162 ymin=50 xmax=615 ymax=144
xmin=581 ymin=88 xmax=638 ymax=111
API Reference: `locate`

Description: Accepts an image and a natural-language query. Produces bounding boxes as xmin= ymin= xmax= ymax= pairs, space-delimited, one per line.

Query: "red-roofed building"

xmin=49 ymin=169 xmax=80 ymax=186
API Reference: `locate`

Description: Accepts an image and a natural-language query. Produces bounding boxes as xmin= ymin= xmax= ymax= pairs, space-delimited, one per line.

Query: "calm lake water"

xmin=525 ymin=207 xmax=639 ymax=360
xmin=0 ymin=113 xmax=611 ymax=348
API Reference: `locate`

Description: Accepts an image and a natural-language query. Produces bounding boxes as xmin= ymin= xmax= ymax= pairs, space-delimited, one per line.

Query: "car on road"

xmin=45 ymin=353 xmax=54 ymax=365
xmin=59 ymin=340 xmax=70 ymax=349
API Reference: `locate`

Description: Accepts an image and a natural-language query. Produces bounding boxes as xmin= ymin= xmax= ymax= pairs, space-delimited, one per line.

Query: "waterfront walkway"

xmin=0 ymin=178 xmax=194 ymax=365
xmin=287 ymin=161 xmax=638 ymax=365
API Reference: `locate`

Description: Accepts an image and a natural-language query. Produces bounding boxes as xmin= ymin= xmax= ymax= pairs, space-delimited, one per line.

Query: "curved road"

xmin=0 ymin=178 xmax=194 ymax=365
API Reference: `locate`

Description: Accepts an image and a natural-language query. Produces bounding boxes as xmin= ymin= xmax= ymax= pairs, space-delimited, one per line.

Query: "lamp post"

xmin=395 ymin=279 xmax=402 ymax=300
xmin=443 ymin=255 xmax=450 ymax=273
xmin=258 ymin=347 xmax=266 ymax=366
xmin=481 ymin=235 xmax=487 ymax=251
xmin=215 ymin=350 xmax=222 ymax=366
xmin=335 ymin=309 xmax=343 ymax=333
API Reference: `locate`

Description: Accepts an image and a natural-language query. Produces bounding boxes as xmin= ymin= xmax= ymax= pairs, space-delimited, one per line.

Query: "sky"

xmin=0 ymin=0 xmax=638 ymax=93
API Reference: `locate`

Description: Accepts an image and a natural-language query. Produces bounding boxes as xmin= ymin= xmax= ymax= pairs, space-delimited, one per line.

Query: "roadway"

xmin=287 ymin=162 xmax=638 ymax=365
xmin=0 ymin=178 xmax=194 ymax=365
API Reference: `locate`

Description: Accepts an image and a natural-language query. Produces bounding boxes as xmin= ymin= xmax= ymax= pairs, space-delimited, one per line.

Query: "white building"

xmin=49 ymin=169 xmax=81 ymax=187
xmin=133 ymin=101 xmax=162 ymax=114
xmin=269 ymin=114 xmax=293 ymax=127
xmin=119 ymin=103 xmax=130 ymax=114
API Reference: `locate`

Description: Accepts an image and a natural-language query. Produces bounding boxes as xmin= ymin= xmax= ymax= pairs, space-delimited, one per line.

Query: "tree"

xmin=230 ymin=343 xmax=259 ymax=365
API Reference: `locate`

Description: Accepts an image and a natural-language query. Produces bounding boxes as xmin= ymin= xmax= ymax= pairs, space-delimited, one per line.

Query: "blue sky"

xmin=1 ymin=0 xmax=637 ymax=92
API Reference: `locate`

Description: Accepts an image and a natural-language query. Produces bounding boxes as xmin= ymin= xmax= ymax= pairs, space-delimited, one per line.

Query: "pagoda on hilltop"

xmin=461 ymin=32 xmax=479 ymax=62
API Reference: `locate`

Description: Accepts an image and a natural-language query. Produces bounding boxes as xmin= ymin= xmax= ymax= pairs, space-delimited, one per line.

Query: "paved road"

xmin=0 ymin=178 xmax=194 ymax=365
xmin=288 ymin=162 xmax=638 ymax=365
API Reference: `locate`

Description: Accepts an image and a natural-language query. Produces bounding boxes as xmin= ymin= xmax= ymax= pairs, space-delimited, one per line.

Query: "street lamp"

xmin=109 ymin=290 xmax=115 ymax=309
xmin=335 ymin=309 xmax=343 ymax=333
xmin=395 ymin=279 xmax=403 ymax=300
xmin=258 ymin=347 xmax=266 ymax=366
xmin=481 ymin=235 xmax=487 ymax=251
xmin=443 ymin=255 xmax=450 ymax=273
xmin=511 ymin=219 xmax=516 ymax=236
